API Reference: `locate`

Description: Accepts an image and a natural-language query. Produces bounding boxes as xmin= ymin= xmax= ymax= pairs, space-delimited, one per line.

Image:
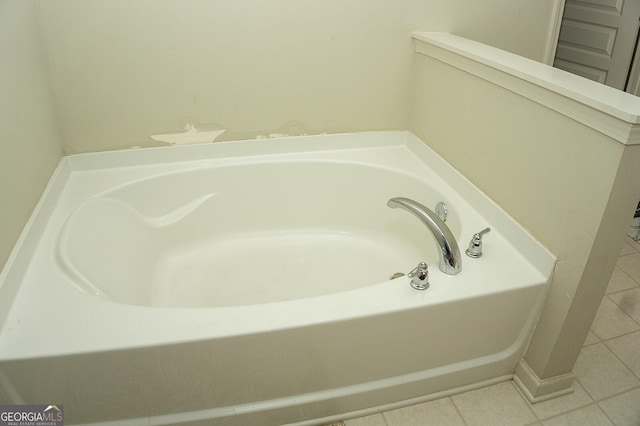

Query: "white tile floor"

xmin=340 ymin=236 xmax=640 ymax=426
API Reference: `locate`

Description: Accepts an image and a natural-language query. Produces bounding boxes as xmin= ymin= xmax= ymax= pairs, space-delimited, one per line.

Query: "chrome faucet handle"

xmin=465 ymin=227 xmax=491 ymax=258
xmin=408 ymin=261 xmax=429 ymax=290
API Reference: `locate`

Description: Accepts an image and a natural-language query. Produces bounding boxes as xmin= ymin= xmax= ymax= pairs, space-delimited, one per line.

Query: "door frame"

xmin=544 ymin=0 xmax=567 ymax=65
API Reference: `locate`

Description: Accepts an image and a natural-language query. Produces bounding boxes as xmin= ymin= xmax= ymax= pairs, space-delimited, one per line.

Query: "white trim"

xmin=543 ymin=0 xmax=566 ymax=66
xmin=513 ymin=359 xmax=575 ymax=403
xmin=412 ymin=32 xmax=640 ymax=145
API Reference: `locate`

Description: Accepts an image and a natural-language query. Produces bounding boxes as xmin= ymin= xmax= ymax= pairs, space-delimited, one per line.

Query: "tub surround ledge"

xmin=412 ymin=32 xmax=640 ymax=145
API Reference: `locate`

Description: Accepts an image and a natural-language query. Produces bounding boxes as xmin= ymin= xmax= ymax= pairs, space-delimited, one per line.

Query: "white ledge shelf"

xmin=412 ymin=32 xmax=640 ymax=145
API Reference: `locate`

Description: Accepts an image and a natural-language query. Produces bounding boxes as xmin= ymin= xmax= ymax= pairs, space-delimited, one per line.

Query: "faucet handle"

xmin=408 ymin=261 xmax=429 ymax=290
xmin=465 ymin=227 xmax=491 ymax=258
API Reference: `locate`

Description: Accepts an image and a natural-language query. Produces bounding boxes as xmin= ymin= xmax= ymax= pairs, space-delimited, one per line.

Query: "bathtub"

xmin=0 ymin=131 xmax=554 ymax=425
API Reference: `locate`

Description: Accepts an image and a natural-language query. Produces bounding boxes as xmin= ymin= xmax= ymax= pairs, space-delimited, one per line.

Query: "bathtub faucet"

xmin=387 ymin=197 xmax=462 ymax=275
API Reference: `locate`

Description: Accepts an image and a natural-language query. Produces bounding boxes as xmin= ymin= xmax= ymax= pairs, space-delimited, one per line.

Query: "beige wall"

xmin=410 ymin=53 xmax=640 ymax=387
xmin=0 ymin=1 xmax=63 ymax=270
xmin=37 ymin=0 xmax=558 ymax=153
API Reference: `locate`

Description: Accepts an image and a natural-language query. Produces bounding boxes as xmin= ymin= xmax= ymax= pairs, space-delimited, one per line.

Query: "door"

xmin=554 ymin=0 xmax=640 ymax=90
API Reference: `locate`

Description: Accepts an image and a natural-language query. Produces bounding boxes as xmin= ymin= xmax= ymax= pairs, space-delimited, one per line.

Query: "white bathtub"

xmin=0 ymin=131 xmax=554 ymax=425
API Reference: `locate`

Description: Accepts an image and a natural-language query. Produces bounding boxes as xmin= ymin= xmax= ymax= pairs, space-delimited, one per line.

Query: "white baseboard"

xmin=513 ymin=359 xmax=575 ymax=403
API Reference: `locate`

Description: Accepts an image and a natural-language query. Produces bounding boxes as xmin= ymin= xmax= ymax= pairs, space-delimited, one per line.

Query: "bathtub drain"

xmin=390 ymin=272 xmax=405 ymax=280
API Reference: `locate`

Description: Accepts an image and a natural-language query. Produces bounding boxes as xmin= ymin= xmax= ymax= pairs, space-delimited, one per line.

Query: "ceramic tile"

xmin=528 ymin=381 xmax=592 ymax=420
xmin=541 ymin=404 xmax=612 ymax=426
xmin=609 ymin=288 xmax=640 ymax=324
xmin=573 ymin=343 xmax=639 ymax=401
xmin=451 ymin=381 xmax=537 ymax=426
xmin=619 ymin=242 xmax=637 ymax=257
xmin=590 ymin=297 xmax=640 ymax=340
xmin=625 ymin=236 xmax=640 ymax=252
xmin=345 ymin=414 xmax=387 ymax=426
xmin=606 ymin=267 xmax=639 ymax=295
xmin=382 ymin=398 xmax=465 ymax=426
xmin=605 ymin=331 xmax=640 ymax=379
xmin=583 ymin=331 xmax=600 ymax=346
xmin=616 ymin=253 xmax=640 ymax=283
xmin=598 ymin=387 xmax=640 ymax=426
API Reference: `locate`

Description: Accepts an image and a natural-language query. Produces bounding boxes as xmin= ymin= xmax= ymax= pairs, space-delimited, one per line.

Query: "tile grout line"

xmin=602 ymin=337 xmax=640 ymax=382
xmin=595 ymin=384 xmax=640 ymax=426
xmin=623 ymin=236 xmax=640 ymax=252
xmin=574 ymin=342 xmax=639 ymax=413
xmin=507 ymin=380 xmax=540 ymax=423
xmin=576 ymin=240 xmax=640 ymax=424
xmin=380 ymin=412 xmax=391 ymax=426
xmin=613 ymin=267 xmax=640 ymax=286
xmin=609 ymin=293 xmax=639 ymax=328
xmin=588 ymin=295 xmax=639 ymax=346
xmin=597 ymin=404 xmax=620 ymax=426
xmin=379 ymin=411 xmax=390 ymax=426
xmin=574 ymin=372 xmax=599 ymax=405
xmin=599 ymin=326 xmax=640 ymax=345
xmin=447 ymin=396 xmax=471 ymax=426
xmin=606 ymin=294 xmax=640 ymax=329
xmin=535 ymin=402 xmax=605 ymax=425
xmin=606 ymin=268 xmax=640 ymax=295
xmin=596 ymin=383 xmax=640 ymax=404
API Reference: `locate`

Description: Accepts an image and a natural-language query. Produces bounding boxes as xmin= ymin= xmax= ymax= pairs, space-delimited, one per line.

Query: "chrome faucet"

xmin=465 ymin=227 xmax=491 ymax=258
xmin=408 ymin=261 xmax=429 ymax=290
xmin=387 ymin=197 xmax=462 ymax=275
